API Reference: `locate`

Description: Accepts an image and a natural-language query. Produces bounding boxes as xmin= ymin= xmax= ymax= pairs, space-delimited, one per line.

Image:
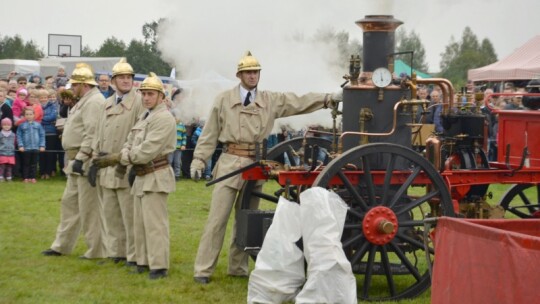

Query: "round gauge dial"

xmin=372 ymin=67 xmax=393 ymax=88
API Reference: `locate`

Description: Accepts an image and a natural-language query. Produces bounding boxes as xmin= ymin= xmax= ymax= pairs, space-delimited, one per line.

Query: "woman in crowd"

xmin=39 ymin=88 xmax=59 ymax=179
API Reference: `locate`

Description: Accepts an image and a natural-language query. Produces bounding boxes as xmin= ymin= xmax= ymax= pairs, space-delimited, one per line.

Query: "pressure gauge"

xmin=372 ymin=67 xmax=393 ymax=88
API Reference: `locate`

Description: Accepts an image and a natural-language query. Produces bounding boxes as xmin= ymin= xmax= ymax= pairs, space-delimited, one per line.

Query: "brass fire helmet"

xmin=69 ymin=63 xmax=98 ymax=86
xmin=112 ymin=57 xmax=134 ymax=78
xmin=140 ymin=72 xmax=165 ymax=95
xmin=236 ymin=51 xmax=261 ymax=75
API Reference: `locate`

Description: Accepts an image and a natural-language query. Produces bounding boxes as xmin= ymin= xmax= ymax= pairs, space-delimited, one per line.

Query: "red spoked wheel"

xmin=313 ymin=143 xmax=454 ymax=301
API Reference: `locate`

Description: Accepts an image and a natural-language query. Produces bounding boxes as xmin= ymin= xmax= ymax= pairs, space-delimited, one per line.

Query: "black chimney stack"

xmin=356 ymin=15 xmax=403 ymax=72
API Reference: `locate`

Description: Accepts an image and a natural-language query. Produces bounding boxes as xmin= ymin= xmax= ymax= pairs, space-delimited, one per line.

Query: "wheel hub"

xmin=362 ymin=206 xmax=398 ymax=245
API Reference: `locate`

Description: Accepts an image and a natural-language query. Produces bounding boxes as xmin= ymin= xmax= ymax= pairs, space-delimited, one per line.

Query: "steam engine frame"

xmin=232 ymin=15 xmax=540 ymax=301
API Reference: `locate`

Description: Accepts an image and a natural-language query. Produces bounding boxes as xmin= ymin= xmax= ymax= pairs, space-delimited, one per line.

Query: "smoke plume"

xmin=158 ymin=0 xmax=394 ymax=131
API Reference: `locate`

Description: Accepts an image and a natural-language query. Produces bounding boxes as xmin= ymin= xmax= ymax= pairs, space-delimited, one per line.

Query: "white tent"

xmin=468 ymin=35 xmax=540 ymax=82
xmin=39 ymin=57 xmax=121 ymax=76
xmin=1 ymin=57 xmax=121 ymax=79
xmin=0 ymin=59 xmax=61 ymax=78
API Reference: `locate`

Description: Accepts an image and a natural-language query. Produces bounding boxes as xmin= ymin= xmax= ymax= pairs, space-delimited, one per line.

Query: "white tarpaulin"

xmin=247 ymin=188 xmax=357 ymax=304
xmin=296 ymin=187 xmax=357 ymax=304
xmin=247 ymin=197 xmax=305 ymax=304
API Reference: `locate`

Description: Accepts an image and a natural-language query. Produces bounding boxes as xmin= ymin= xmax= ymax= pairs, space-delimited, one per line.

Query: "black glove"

xmin=128 ymin=167 xmax=136 ymax=187
xmin=115 ymin=165 xmax=127 ymax=179
xmin=72 ymin=159 xmax=84 ymax=175
xmin=87 ymin=164 xmax=98 ymax=187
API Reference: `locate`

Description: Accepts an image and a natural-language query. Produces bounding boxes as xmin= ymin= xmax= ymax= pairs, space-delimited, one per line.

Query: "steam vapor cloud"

xmin=157 ymin=0 xmax=394 ymax=131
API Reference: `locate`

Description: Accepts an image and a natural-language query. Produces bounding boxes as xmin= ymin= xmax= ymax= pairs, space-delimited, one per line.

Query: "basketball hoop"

xmin=48 ymin=34 xmax=81 ymax=57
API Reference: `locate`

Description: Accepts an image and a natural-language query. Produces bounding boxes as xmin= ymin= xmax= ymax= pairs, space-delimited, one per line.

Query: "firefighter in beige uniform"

xmin=94 ymin=73 xmax=176 ymax=280
xmin=191 ymin=51 xmax=339 ymax=284
xmin=42 ymin=63 xmax=106 ymax=259
xmin=91 ymin=58 xmax=144 ymax=266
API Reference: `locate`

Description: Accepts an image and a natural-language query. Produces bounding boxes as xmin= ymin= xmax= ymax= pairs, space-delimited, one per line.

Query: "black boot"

xmin=129 ymin=265 xmax=149 ymax=274
xmin=149 ymin=269 xmax=168 ymax=280
xmin=110 ymin=257 xmax=127 ymax=264
xmin=125 ymin=261 xmax=137 ymax=268
xmin=41 ymin=249 xmax=62 ymax=256
xmin=194 ymin=276 xmax=210 ymax=284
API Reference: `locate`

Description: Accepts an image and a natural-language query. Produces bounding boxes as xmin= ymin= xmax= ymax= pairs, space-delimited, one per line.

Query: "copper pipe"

xmin=340 ymin=100 xmax=403 ymax=144
xmin=416 ymin=78 xmax=455 ymax=114
xmin=426 ymin=136 xmax=442 ymax=170
xmin=339 ymin=98 xmax=440 ymax=149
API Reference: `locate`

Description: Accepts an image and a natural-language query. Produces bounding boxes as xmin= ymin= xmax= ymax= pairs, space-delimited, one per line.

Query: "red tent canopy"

xmin=468 ymin=35 xmax=540 ymax=82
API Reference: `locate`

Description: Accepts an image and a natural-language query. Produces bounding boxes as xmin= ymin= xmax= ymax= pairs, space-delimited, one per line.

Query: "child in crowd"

xmin=16 ymin=107 xmax=45 ymax=183
xmin=39 ymin=88 xmax=59 ymax=179
xmin=12 ymin=88 xmax=28 ymax=124
xmin=191 ymin=119 xmax=212 ymax=180
xmin=54 ymin=67 xmax=69 ymax=89
xmin=0 ymin=118 xmax=16 ymax=182
xmin=169 ymin=110 xmax=187 ymax=181
xmin=5 ymin=89 xmax=16 ymax=107
xmin=16 ymin=89 xmax=43 ymax=126
xmin=29 ymin=74 xmax=42 ymax=85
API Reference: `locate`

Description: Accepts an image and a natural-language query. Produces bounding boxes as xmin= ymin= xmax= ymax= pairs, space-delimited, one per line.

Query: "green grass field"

xmin=0 ymin=176 xmax=515 ymax=304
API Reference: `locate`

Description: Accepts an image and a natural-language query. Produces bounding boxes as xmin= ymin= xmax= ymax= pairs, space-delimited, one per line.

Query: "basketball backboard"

xmin=48 ymin=34 xmax=82 ymax=57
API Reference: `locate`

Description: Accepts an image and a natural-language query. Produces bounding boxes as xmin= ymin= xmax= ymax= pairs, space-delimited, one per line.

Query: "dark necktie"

xmin=244 ymin=92 xmax=251 ymax=106
xmin=116 ymin=96 xmax=123 ymax=105
xmin=143 ymin=111 xmax=149 ymax=119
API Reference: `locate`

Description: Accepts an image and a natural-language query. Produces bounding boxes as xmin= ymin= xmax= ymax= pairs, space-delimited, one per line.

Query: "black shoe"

xmin=149 ymin=269 xmax=168 ymax=280
xmin=194 ymin=276 xmax=210 ymax=284
xmin=130 ymin=265 xmax=149 ymax=274
xmin=41 ymin=249 xmax=62 ymax=256
xmin=125 ymin=261 xmax=137 ymax=268
xmin=110 ymin=257 xmax=127 ymax=264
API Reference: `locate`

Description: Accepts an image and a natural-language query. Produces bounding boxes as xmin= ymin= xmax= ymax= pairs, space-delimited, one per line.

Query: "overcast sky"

xmin=1 ymin=0 xmax=538 ymax=73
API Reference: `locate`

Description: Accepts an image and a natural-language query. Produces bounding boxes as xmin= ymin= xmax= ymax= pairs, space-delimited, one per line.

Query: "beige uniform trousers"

xmin=134 ymin=191 xmax=169 ymax=270
xmin=101 ymin=187 xmax=135 ymax=262
xmin=194 ymin=181 xmax=260 ymax=277
xmin=51 ymin=174 xmax=106 ymax=258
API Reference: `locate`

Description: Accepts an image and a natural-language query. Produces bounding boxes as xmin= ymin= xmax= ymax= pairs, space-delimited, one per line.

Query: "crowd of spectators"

xmin=0 ymin=68 xmax=220 ymax=183
xmin=0 ymin=66 xmax=532 ymax=183
xmin=0 ymin=68 xmax=72 ymax=182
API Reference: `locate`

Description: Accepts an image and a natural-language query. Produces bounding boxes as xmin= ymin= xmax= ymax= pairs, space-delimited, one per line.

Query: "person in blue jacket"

xmin=16 ymin=107 xmax=45 ymax=182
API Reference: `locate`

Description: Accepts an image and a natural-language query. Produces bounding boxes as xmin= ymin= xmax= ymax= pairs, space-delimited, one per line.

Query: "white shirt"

xmin=239 ymin=86 xmax=256 ymax=106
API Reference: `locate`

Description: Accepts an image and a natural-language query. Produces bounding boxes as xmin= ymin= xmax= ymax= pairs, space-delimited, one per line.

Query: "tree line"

xmin=0 ymin=20 xmax=497 ymax=87
xmin=0 ymin=20 xmax=173 ymax=77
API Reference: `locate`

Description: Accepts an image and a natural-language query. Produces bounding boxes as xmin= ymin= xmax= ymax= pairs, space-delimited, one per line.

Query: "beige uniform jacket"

xmin=93 ymin=89 xmax=144 ymax=189
xmin=194 ymin=84 xmax=330 ymax=189
xmin=120 ymin=102 xmax=176 ymax=196
xmin=62 ymin=87 xmax=105 ymax=175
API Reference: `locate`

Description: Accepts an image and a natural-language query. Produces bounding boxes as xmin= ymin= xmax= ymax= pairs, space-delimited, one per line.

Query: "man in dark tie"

xmin=93 ymin=72 xmax=176 ymax=280
xmin=91 ymin=58 xmax=145 ymax=268
xmin=190 ymin=51 xmax=341 ymax=284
